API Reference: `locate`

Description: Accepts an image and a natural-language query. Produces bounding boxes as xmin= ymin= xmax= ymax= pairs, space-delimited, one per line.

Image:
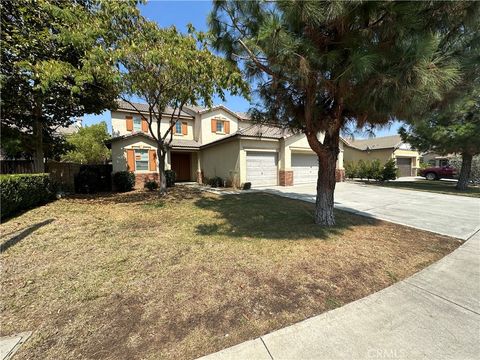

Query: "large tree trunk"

xmin=315 ymin=150 xmax=337 ymax=226
xmin=456 ymin=152 xmax=472 ymax=191
xmin=157 ymin=147 xmax=167 ymax=194
xmin=32 ymin=113 xmax=45 ymax=173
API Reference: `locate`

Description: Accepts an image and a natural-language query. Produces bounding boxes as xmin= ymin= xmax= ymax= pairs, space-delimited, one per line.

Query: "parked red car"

xmin=419 ymin=165 xmax=457 ymax=180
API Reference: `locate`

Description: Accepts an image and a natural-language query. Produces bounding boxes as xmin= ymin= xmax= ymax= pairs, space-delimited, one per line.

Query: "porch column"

xmin=279 ymin=139 xmax=293 ymax=186
xmin=196 ymin=151 xmax=203 ymax=184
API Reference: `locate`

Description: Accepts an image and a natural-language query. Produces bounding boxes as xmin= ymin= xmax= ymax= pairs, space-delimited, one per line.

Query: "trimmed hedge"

xmin=112 ymin=171 xmax=135 ymax=192
xmin=0 ymin=173 xmax=55 ymax=219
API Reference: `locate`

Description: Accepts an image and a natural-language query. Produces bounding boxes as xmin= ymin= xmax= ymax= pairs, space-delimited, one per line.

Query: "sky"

xmin=83 ymin=0 xmax=402 ymax=138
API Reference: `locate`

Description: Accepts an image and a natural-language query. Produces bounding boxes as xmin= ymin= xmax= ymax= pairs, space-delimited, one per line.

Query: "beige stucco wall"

xmin=344 ymin=146 xmax=420 ymax=170
xmin=199 ymin=109 xmax=240 ymax=145
xmin=343 ymin=146 xmax=394 ymax=164
xmin=200 ymin=139 xmax=241 ymax=185
xmin=111 ymin=110 xmax=195 ymax=140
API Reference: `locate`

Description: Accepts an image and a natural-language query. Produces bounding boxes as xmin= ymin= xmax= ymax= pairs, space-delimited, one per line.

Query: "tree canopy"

xmin=117 ymin=20 xmax=248 ymax=191
xmin=1 ymin=0 xmax=141 ymax=170
xmin=209 ymin=0 xmax=479 ymax=225
xmin=62 ymin=122 xmax=111 ymax=164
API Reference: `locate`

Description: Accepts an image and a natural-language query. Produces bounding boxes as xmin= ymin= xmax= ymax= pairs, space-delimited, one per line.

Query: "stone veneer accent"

xmin=134 ymin=173 xmax=159 ymax=189
xmin=279 ymin=170 xmax=294 ymax=186
xmin=335 ymin=169 xmax=345 ymax=182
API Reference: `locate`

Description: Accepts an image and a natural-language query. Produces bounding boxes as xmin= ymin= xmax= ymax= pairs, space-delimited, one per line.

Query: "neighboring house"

xmin=421 ymin=152 xmax=455 ymax=167
xmin=107 ymin=100 xmax=345 ymax=188
xmin=56 ymin=118 xmax=83 ymax=136
xmin=343 ymin=135 xmax=420 ymax=177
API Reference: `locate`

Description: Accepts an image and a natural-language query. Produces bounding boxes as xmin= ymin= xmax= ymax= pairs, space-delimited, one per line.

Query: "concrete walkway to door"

xmin=199 ymin=182 xmax=480 ymax=360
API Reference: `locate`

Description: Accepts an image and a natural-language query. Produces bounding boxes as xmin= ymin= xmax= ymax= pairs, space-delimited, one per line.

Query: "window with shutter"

xmin=175 ymin=121 xmax=182 ymax=134
xmin=216 ymin=120 xmax=224 ymax=133
xmin=133 ymin=116 xmax=142 ymax=132
xmin=135 ymin=149 xmax=149 ymax=171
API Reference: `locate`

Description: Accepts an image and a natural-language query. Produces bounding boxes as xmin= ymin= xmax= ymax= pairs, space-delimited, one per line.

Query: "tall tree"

xmin=209 ymin=0 xmax=478 ymax=225
xmin=62 ymin=122 xmax=111 ymax=164
xmin=400 ymin=92 xmax=480 ymax=190
xmin=1 ymin=0 xmax=140 ymax=172
xmin=400 ymin=4 xmax=480 ymax=191
xmin=117 ymin=21 xmax=248 ymax=193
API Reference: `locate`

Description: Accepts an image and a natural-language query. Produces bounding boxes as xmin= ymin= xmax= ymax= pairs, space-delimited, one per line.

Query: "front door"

xmin=171 ymin=153 xmax=191 ymax=181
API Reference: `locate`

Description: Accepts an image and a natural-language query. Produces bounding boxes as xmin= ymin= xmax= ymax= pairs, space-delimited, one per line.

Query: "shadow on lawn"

xmin=66 ymin=186 xmax=204 ymax=205
xmin=194 ymin=192 xmax=379 ymax=240
xmin=1 ymin=219 xmax=54 ymax=253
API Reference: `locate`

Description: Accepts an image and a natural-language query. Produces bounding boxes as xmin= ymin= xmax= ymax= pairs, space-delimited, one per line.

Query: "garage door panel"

xmin=396 ymin=157 xmax=412 ymax=177
xmin=292 ymin=153 xmax=319 ymax=184
xmin=246 ymin=152 xmax=278 ymax=186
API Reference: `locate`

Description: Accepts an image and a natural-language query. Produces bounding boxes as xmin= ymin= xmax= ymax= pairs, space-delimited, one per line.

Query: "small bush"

xmin=145 ymin=180 xmax=159 ymax=191
xmin=344 ymin=161 xmax=358 ymax=179
xmin=382 ymin=159 xmax=398 ymax=181
xmin=165 ymin=170 xmax=176 ymax=187
xmin=370 ymin=159 xmax=383 ymax=181
xmin=242 ymin=182 xmax=252 ymax=190
xmin=113 ymin=171 xmax=135 ymax=192
xmin=0 ymin=173 xmax=55 ymax=219
xmin=357 ymin=160 xmax=368 ymax=180
xmin=208 ymin=176 xmax=224 ymax=188
xmin=74 ymin=168 xmax=100 ymax=194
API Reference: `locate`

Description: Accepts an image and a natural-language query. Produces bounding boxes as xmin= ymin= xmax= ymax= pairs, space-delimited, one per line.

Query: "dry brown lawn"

xmin=0 ymin=186 xmax=462 ymax=359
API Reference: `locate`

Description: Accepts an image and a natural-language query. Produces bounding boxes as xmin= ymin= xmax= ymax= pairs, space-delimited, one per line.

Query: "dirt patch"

xmin=0 ymin=186 xmax=461 ymax=359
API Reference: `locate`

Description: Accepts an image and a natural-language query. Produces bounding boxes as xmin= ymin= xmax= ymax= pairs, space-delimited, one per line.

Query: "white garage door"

xmin=292 ymin=153 xmax=318 ymax=184
xmin=246 ymin=152 xmax=278 ymax=187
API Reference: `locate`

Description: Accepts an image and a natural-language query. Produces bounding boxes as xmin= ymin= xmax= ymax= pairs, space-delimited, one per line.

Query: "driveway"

xmin=260 ymin=181 xmax=480 ymax=240
xmin=199 ymin=182 xmax=480 ymax=360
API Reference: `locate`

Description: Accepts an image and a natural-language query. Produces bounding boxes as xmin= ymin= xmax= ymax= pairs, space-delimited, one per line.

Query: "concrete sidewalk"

xmin=199 ymin=183 xmax=480 ymax=359
xmin=200 ymin=231 xmax=480 ymax=360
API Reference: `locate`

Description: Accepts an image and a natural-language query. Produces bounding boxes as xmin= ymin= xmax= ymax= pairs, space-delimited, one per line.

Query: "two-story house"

xmin=107 ymin=100 xmax=345 ymax=188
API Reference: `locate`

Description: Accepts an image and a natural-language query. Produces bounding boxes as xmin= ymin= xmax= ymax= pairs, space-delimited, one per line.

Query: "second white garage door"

xmin=246 ymin=151 xmax=278 ymax=186
xmin=292 ymin=153 xmax=318 ymax=184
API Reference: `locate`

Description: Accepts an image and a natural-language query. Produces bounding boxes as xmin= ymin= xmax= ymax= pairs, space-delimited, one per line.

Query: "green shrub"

xmin=113 ymin=171 xmax=135 ymax=192
xmin=0 ymin=173 xmax=55 ymax=219
xmin=370 ymin=159 xmax=383 ymax=181
xmin=344 ymin=161 xmax=358 ymax=179
xmin=382 ymin=159 xmax=398 ymax=181
xmin=357 ymin=160 xmax=368 ymax=180
xmin=165 ymin=170 xmax=176 ymax=187
xmin=242 ymin=182 xmax=252 ymax=190
xmin=145 ymin=180 xmax=159 ymax=191
xmin=209 ymin=176 xmax=224 ymax=188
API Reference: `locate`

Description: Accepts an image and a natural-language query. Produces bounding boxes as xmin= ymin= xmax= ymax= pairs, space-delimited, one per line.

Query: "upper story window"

xmin=175 ymin=121 xmax=182 ymax=135
xmin=133 ymin=116 xmax=142 ymax=132
xmin=216 ymin=120 xmax=224 ymax=133
xmin=211 ymin=118 xmax=230 ymax=134
xmin=135 ymin=149 xmax=149 ymax=171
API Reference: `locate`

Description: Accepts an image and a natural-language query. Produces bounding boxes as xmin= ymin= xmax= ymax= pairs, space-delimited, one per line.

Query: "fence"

xmin=46 ymin=161 xmax=81 ymax=192
xmin=1 ymin=160 xmax=113 ymax=193
xmin=0 ymin=160 xmax=35 ymax=174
